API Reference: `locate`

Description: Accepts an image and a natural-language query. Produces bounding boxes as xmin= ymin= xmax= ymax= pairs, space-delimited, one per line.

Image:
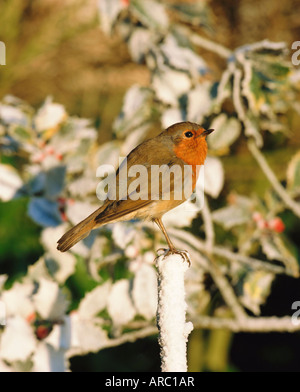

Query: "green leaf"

xmin=240 ymin=270 xmax=275 ymax=315
xmin=267 ymin=62 xmax=290 ymax=78
xmin=249 ymin=69 xmax=262 ymax=101
xmin=261 ymin=234 xmax=299 ymax=277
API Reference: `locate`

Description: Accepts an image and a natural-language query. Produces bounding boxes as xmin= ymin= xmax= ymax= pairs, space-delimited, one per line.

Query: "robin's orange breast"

xmin=173 ymin=133 xmax=207 ymax=190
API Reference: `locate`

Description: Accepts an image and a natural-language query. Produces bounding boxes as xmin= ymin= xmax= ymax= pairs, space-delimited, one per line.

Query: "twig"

xmin=204 ymin=254 xmax=248 ymax=321
xmin=169 ymin=232 xmax=247 ymax=320
xmin=102 ymin=326 xmax=158 ymax=348
xmin=156 ymin=252 xmax=193 ymax=372
xmin=201 ymin=199 xmax=247 ymax=319
xmin=66 ymin=312 xmax=300 ymax=359
xmin=216 ymin=63 xmax=234 ymax=106
xmin=169 ymin=228 xmax=290 ymax=276
xmin=202 ymin=195 xmax=215 ymax=253
xmin=66 ymin=325 xmax=158 ymax=358
xmin=233 ymin=67 xmax=246 ymax=121
xmin=193 ymin=315 xmax=300 ymax=333
xmin=236 ymin=39 xmax=287 ymax=54
xmin=248 ymin=139 xmax=300 ymax=218
xmin=178 ymin=26 xmax=232 ymax=59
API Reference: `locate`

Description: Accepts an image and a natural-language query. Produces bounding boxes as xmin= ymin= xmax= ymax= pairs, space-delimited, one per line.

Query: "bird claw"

xmin=156 ymin=248 xmax=191 ymax=266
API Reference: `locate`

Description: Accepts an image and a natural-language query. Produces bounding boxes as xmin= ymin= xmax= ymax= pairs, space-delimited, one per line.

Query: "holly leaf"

xmin=132 ymin=264 xmax=157 ymax=320
xmin=240 ymin=271 xmax=275 ymax=315
xmin=128 ymin=28 xmax=154 ymax=62
xmin=107 ymin=280 xmax=136 ymax=326
xmin=34 ymin=98 xmax=66 ymax=134
xmin=208 ymin=114 xmax=241 ymax=151
xmin=131 ymin=0 xmax=169 ymax=31
xmin=98 ymin=0 xmax=125 ymax=34
xmin=33 ymin=278 xmax=68 ymax=321
xmin=0 ymin=316 xmax=36 ymax=362
xmin=203 ymin=156 xmax=224 ymax=198
xmin=68 ymin=313 xmax=109 ymax=356
xmin=212 ymin=204 xmax=249 ymax=229
xmin=113 ymin=85 xmax=153 ymax=137
xmin=28 ymin=198 xmax=62 ymax=227
xmin=187 ymin=83 xmax=212 ymax=123
xmin=161 ymin=35 xmax=206 ymax=76
xmin=152 ymin=69 xmax=191 ymax=106
xmin=0 ymin=104 xmax=29 ymax=127
xmin=0 ymin=164 xmax=23 ymax=201
xmin=78 ymin=282 xmax=111 ymax=319
xmin=161 ymin=108 xmax=184 ymax=129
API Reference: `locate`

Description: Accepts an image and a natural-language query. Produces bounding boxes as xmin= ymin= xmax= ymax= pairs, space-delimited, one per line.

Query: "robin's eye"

xmin=184 ymin=131 xmax=193 ymax=138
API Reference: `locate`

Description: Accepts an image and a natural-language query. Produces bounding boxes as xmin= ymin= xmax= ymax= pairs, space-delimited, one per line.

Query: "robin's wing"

xmin=115 ymin=137 xmax=187 ymax=200
xmin=95 ymin=139 xmax=192 ymax=224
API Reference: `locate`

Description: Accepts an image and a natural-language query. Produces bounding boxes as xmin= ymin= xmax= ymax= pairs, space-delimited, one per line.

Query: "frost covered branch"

xmin=156 ymin=253 xmax=193 ymax=372
xmin=180 ymin=27 xmax=232 ymax=59
xmin=66 ymin=326 xmax=158 ymax=358
xmin=193 ymin=315 xmax=300 ymax=333
xmin=169 ymin=228 xmax=294 ymax=277
xmin=202 ymin=195 xmax=215 ymax=253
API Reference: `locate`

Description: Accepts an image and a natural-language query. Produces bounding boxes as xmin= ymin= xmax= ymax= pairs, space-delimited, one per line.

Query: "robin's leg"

xmin=153 ymin=217 xmax=176 ymax=251
xmin=153 ymin=218 xmax=190 ymax=265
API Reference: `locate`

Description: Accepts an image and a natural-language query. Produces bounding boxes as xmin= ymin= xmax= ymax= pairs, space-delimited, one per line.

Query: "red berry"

xmin=269 ymin=217 xmax=285 ymax=233
xmin=57 ymin=197 xmax=66 ymax=206
xmin=37 ymin=140 xmax=46 ymax=149
xmin=252 ymin=212 xmax=263 ymax=222
xmin=26 ymin=312 xmax=36 ymax=323
xmin=36 ymin=325 xmax=50 ymax=340
xmin=32 ymin=152 xmax=45 ymax=163
xmin=60 ymin=211 xmax=67 ymax=222
xmin=257 ymin=219 xmax=268 ymax=230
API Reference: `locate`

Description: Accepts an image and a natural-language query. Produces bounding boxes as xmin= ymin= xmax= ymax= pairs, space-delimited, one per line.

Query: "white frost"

xmin=107 ymin=280 xmax=136 ymax=326
xmin=156 ymin=253 xmax=193 ymax=372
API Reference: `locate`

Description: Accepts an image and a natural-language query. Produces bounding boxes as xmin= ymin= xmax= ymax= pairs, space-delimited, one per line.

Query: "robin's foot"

xmin=156 ymin=247 xmax=191 ymax=266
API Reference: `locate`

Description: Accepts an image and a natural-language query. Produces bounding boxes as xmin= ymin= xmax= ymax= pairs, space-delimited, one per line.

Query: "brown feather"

xmin=57 ymin=205 xmax=105 ymax=251
xmin=57 ymin=121 xmax=212 ymax=252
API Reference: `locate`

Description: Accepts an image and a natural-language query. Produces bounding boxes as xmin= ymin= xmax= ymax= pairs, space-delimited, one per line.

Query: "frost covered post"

xmin=156 ymin=253 xmax=193 ymax=372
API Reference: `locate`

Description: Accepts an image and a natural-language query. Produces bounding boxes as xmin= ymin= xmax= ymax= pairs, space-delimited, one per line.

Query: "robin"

xmin=57 ymin=122 xmax=214 ymax=262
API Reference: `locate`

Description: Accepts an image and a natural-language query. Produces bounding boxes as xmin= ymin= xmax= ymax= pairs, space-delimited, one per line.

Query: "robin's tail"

xmin=57 ymin=206 xmax=105 ymax=252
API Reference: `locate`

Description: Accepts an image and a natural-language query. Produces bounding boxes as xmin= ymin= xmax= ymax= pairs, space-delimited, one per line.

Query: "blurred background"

xmin=0 ymin=0 xmax=300 ymax=372
xmin=1 ymin=0 xmax=299 ymax=135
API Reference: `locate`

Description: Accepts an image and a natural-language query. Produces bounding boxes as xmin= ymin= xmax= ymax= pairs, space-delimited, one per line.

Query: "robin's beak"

xmin=197 ymin=128 xmax=214 ymax=138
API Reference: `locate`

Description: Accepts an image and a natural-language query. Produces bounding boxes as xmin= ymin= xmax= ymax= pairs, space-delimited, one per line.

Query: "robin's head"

xmin=163 ymin=122 xmax=214 ymax=166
